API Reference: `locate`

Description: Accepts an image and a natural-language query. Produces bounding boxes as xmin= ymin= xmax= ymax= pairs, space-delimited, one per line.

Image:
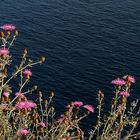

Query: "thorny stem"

xmin=89 ymin=125 xmax=98 ymax=140
xmin=8 ymin=36 xmax=16 ymax=50
xmin=97 ymin=98 xmax=102 ymax=136
xmin=129 ymin=132 xmax=140 ymax=139
xmin=2 ymin=61 xmax=41 ymax=88
xmin=39 ymin=98 xmax=44 ymax=121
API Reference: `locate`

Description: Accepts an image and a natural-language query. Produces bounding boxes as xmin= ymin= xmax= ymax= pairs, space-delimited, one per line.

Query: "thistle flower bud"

xmin=118 ymin=85 xmax=121 ymax=90
xmin=51 ymin=107 xmax=54 ymax=112
xmin=118 ymin=105 xmax=122 ymax=114
xmin=6 ymin=31 xmax=10 ymax=36
xmin=128 ymin=82 xmax=131 ymax=88
xmin=38 ymin=91 xmax=42 ymax=98
xmin=2 ymin=68 xmax=8 ymax=76
xmin=1 ymin=55 xmax=7 ymax=60
xmin=33 ymin=85 xmax=38 ymax=90
xmin=32 ymin=113 xmax=38 ymax=121
xmin=4 ymin=96 xmax=9 ymax=102
xmin=0 ymin=32 xmax=4 ymax=38
xmin=86 ymin=111 xmax=91 ymax=115
xmin=14 ymin=30 xmax=18 ymax=36
xmin=111 ymin=98 xmax=115 ymax=109
xmin=39 ymin=56 xmax=46 ymax=63
xmin=70 ymin=102 xmax=74 ymax=107
xmin=108 ymin=119 xmax=112 ymax=124
xmin=73 ymin=115 xmax=78 ymax=120
xmin=50 ymin=91 xmax=54 ymax=97
xmin=45 ymin=99 xmax=48 ymax=105
xmin=121 ymin=97 xmax=126 ymax=106
xmin=76 ymin=129 xmax=81 ymax=137
xmin=64 ymin=111 xmax=69 ymax=116
xmin=23 ymin=49 xmax=27 ymax=56
xmin=98 ymin=90 xmax=104 ymax=99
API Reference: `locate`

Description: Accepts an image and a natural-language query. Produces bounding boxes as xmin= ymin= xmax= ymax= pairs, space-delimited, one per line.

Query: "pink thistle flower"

xmin=3 ymin=92 xmax=10 ymax=98
xmin=24 ymin=101 xmax=37 ymax=109
xmin=1 ymin=24 xmax=16 ymax=31
xmin=0 ymin=48 xmax=9 ymax=56
xmin=15 ymin=92 xmax=25 ymax=99
xmin=39 ymin=122 xmax=46 ymax=128
xmin=120 ymin=91 xmax=130 ymax=97
xmin=15 ymin=101 xmax=36 ymax=110
xmin=83 ymin=105 xmax=94 ymax=113
xmin=18 ymin=129 xmax=29 ymax=136
xmin=73 ymin=101 xmax=83 ymax=107
xmin=15 ymin=102 xmax=25 ymax=110
xmin=111 ymin=78 xmax=126 ymax=86
xmin=123 ymin=75 xmax=135 ymax=83
xmin=23 ymin=69 xmax=32 ymax=77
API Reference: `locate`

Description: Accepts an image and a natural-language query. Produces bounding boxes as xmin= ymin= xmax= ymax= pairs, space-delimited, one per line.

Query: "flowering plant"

xmin=89 ymin=76 xmax=140 ymax=140
xmin=0 ymin=24 xmax=139 ymax=140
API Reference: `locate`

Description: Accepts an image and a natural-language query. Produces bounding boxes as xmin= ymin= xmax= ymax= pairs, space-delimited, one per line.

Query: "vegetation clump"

xmin=0 ymin=24 xmax=139 ymax=140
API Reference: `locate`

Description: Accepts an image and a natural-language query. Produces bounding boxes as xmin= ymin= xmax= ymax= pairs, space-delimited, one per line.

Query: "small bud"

xmin=40 ymin=56 xmax=46 ymax=63
xmin=64 ymin=111 xmax=69 ymax=116
xmin=118 ymin=85 xmax=121 ymax=90
xmin=121 ymin=97 xmax=126 ymax=106
xmin=23 ymin=48 xmax=27 ymax=56
xmin=76 ymin=129 xmax=81 ymax=137
xmin=6 ymin=31 xmax=10 ymax=36
xmin=4 ymin=96 xmax=9 ymax=102
xmin=38 ymin=91 xmax=42 ymax=98
xmin=0 ymin=32 xmax=4 ymax=38
xmin=98 ymin=90 xmax=104 ymax=99
xmin=45 ymin=99 xmax=48 ymax=105
xmin=86 ymin=111 xmax=91 ymax=115
xmin=70 ymin=102 xmax=74 ymax=107
xmin=14 ymin=30 xmax=18 ymax=36
xmin=118 ymin=105 xmax=122 ymax=114
xmin=32 ymin=113 xmax=38 ymax=121
xmin=108 ymin=119 xmax=112 ymax=124
xmin=111 ymin=98 xmax=115 ymax=109
xmin=73 ymin=115 xmax=78 ymax=120
xmin=50 ymin=91 xmax=54 ymax=97
xmin=2 ymin=68 xmax=7 ymax=76
xmin=51 ymin=107 xmax=54 ymax=112
xmin=33 ymin=85 xmax=38 ymax=90
xmin=128 ymin=82 xmax=131 ymax=87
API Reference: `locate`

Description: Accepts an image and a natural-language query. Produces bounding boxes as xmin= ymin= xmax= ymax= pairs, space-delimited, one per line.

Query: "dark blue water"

xmin=0 ymin=0 xmax=140 ymax=132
